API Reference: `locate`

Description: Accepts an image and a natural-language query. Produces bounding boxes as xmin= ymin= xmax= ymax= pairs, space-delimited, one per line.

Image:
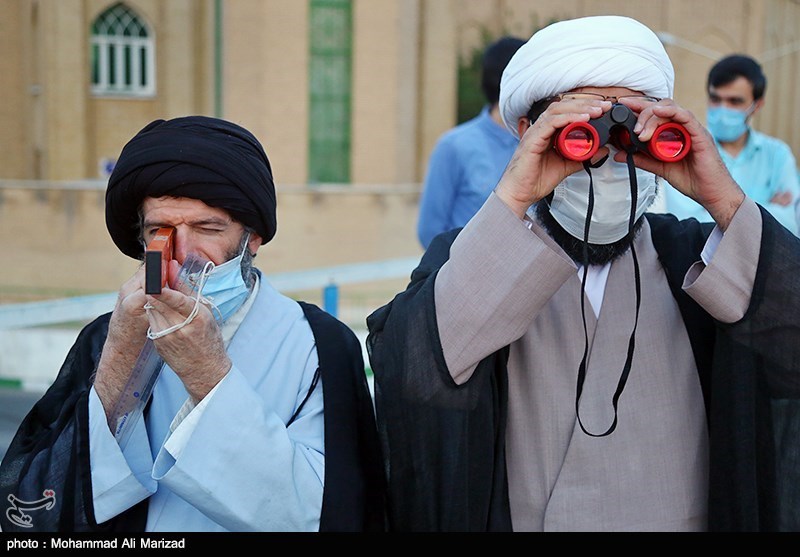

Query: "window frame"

xmin=308 ymin=0 xmax=353 ymax=184
xmin=90 ymin=3 xmax=156 ymax=98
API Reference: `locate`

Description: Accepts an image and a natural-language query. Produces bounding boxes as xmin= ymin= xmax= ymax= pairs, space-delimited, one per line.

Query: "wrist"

xmin=494 ymin=187 xmax=534 ymax=219
xmin=706 ymin=189 xmax=746 ymax=232
xmin=186 ymin=358 xmax=231 ymax=402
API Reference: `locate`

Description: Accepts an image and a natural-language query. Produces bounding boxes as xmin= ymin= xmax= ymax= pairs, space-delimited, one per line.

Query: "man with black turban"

xmin=366 ymin=16 xmax=800 ymax=531
xmin=0 ymin=116 xmax=385 ymax=532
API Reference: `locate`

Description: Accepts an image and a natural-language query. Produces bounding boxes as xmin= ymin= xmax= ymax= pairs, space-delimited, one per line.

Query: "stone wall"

xmin=0 ymin=183 xmax=423 ymax=309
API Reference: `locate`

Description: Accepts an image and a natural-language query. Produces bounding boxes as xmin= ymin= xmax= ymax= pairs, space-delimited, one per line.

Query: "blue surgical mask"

xmin=706 ymin=105 xmax=750 ymax=142
xmin=200 ymin=237 xmax=252 ymax=323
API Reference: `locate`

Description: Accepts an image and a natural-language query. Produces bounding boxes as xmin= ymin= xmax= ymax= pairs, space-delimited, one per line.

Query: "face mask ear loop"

xmin=146 ymin=260 xmax=216 ymax=340
xmin=202 ymin=234 xmax=251 ymax=323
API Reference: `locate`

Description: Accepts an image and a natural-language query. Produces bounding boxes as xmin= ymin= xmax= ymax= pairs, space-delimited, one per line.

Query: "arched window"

xmin=90 ymin=3 xmax=155 ymax=96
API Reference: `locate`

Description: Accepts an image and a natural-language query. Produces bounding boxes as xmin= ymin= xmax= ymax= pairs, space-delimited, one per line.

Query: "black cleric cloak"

xmin=366 ymin=208 xmax=800 ymax=532
xmin=0 ymin=302 xmax=386 ymax=532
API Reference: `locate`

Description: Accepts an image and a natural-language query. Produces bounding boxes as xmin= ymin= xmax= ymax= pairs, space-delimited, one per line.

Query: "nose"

xmin=171 ymin=227 xmax=194 ymax=265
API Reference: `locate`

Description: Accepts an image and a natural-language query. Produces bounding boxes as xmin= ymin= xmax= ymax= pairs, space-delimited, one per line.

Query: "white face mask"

xmin=548 ymin=146 xmax=658 ymax=244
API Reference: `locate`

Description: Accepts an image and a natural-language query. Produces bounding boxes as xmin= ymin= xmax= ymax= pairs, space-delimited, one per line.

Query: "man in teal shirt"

xmin=667 ymin=54 xmax=800 ymax=235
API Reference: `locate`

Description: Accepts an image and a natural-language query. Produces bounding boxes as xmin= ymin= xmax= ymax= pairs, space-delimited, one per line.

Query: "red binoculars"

xmin=554 ymin=104 xmax=691 ymax=162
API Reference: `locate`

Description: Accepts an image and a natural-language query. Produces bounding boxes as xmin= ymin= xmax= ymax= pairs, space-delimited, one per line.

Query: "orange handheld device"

xmin=144 ymin=227 xmax=175 ymax=294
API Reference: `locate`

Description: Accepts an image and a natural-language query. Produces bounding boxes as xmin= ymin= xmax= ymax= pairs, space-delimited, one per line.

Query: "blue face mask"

xmin=200 ymin=237 xmax=252 ymax=323
xmin=706 ymin=105 xmax=750 ymax=142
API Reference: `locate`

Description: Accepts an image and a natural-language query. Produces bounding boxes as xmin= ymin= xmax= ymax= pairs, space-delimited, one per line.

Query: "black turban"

xmin=105 ymin=115 xmax=277 ymax=260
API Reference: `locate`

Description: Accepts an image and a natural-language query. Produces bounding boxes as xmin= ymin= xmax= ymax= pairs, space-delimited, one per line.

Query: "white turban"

xmin=499 ymin=15 xmax=674 ymax=138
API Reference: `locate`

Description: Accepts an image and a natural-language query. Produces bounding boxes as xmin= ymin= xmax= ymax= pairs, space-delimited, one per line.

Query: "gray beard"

xmin=224 ymin=232 xmax=257 ymax=289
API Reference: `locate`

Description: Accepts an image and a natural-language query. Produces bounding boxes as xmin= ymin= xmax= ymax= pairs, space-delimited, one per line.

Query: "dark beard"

xmin=534 ymin=199 xmax=645 ymax=266
xmin=224 ymin=231 xmax=257 ymax=289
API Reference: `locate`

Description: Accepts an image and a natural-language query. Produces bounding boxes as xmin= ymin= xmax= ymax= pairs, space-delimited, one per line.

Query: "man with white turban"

xmin=367 ymin=15 xmax=800 ymax=531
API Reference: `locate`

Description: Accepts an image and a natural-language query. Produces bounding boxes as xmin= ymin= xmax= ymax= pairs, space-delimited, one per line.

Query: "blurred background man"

xmin=416 ymin=36 xmax=526 ymax=249
xmin=667 ymin=53 xmax=800 ymax=235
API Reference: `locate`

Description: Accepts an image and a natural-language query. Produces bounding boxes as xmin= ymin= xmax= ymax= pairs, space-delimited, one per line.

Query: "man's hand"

xmin=620 ymin=97 xmax=746 ymax=231
xmin=144 ymin=288 xmax=232 ymax=402
xmin=494 ymin=97 xmax=612 ymax=218
xmin=94 ymin=266 xmax=151 ymax=422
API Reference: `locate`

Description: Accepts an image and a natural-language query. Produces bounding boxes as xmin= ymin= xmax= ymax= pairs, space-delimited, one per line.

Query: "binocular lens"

xmin=554 ymin=118 xmax=690 ymax=162
xmin=650 ymin=125 xmax=689 ymax=161
xmin=563 ymin=129 xmax=595 ymax=159
xmin=555 ymin=122 xmax=599 ymax=161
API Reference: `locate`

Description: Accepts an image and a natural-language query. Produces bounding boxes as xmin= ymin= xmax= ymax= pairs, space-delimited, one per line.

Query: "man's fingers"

xmin=634 ymin=104 xmax=679 ymax=142
xmin=144 ymin=288 xmax=197 ymax=318
xmin=118 ymin=289 xmax=148 ymax=316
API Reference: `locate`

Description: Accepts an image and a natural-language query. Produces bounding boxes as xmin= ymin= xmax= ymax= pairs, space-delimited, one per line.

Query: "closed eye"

xmin=196 ymin=226 xmax=227 ymax=234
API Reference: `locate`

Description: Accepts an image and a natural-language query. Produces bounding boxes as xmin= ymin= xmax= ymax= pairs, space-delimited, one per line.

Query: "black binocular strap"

xmin=575 ymin=151 xmax=642 ymax=437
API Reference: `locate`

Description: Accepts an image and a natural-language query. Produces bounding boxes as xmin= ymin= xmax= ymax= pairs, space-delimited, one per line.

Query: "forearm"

xmin=89 ymin=387 xmax=155 ymax=523
xmin=435 ymin=193 xmax=574 ymax=383
xmin=94 ymin=336 xmax=146 ymax=424
xmin=683 ymin=197 xmax=761 ymax=322
xmin=703 ymin=184 xmax=746 ymax=232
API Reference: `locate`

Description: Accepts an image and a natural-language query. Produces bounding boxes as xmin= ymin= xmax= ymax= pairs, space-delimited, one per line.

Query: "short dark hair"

xmin=707 ymin=54 xmax=766 ymax=100
xmin=481 ymin=36 xmax=526 ymax=106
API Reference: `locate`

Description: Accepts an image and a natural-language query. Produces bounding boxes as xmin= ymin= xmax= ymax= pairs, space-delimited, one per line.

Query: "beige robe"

xmin=435 ymin=193 xmax=761 ymax=531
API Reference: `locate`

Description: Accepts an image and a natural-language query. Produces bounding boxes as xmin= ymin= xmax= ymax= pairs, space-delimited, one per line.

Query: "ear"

xmin=751 ymin=98 xmax=765 ymax=116
xmin=517 ymin=117 xmax=531 ymax=138
xmin=247 ymin=232 xmax=263 ymax=256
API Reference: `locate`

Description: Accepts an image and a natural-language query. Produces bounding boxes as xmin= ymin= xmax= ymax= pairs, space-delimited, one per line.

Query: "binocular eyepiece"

xmin=554 ymin=104 xmax=691 ymax=163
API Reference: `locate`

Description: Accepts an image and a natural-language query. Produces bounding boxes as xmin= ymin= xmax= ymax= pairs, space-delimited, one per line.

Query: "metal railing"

xmin=0 ymin=257 xmax=419 ymax=330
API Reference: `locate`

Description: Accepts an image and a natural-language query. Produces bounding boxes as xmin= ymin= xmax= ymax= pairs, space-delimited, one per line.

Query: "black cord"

xmin=287 ymin=367 xmax=321 ymax=427
xmin=574 ymin=150 xmax=642 ymax=437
